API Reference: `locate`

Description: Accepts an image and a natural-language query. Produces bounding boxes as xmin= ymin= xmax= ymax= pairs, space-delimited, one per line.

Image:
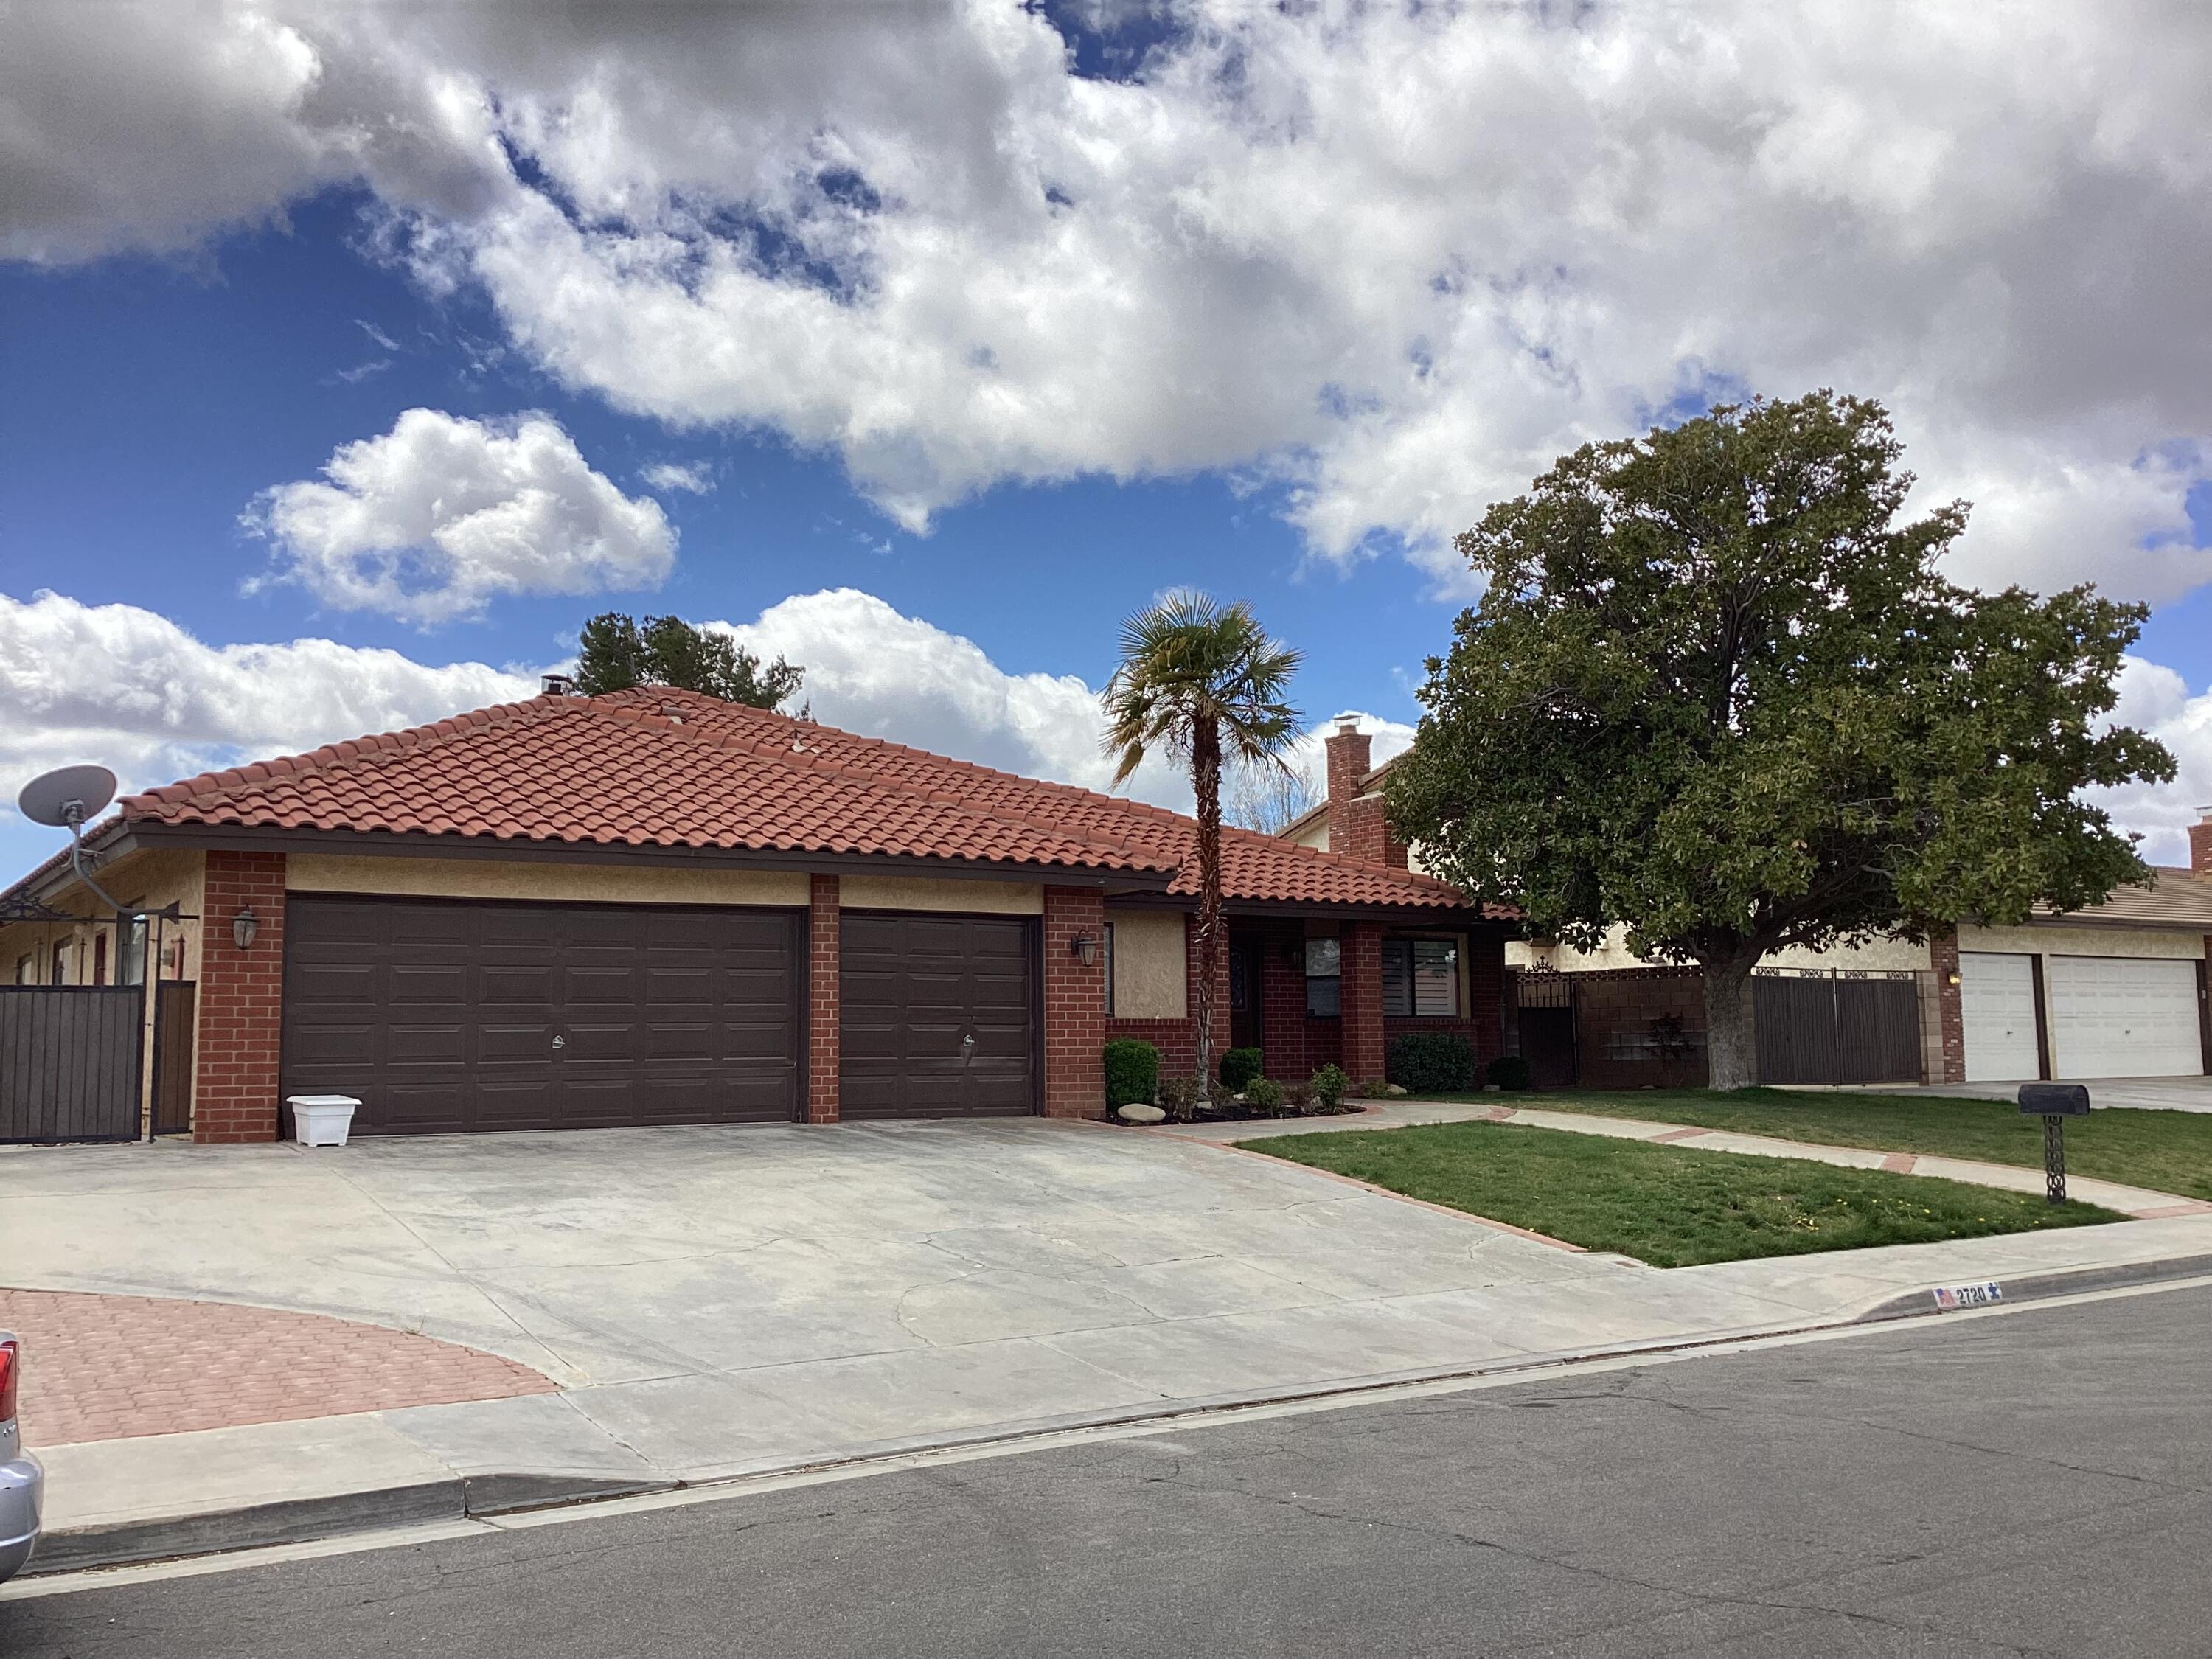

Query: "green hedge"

xmin=1103 ymin=1039 xmax=1160 ymax=1108
xmin=1388 ymin=1032 xmax=1477 ymax=1093
xmin=1219 ymin=1046 xmax=1265 ymax=1093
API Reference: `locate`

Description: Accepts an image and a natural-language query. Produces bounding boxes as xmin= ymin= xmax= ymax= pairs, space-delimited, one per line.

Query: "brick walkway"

xmin=0 ymin=1287 xmax=557 ymax=1447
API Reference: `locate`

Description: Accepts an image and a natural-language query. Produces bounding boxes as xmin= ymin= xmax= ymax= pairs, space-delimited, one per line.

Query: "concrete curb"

xmin=25 ymin=1250 xmax=2212 ymax=1581
xmin=29 ymin=1471 xmax=679 ymax=1577
xmin=1848 ymin=1251 xmax=2212 ymax=1326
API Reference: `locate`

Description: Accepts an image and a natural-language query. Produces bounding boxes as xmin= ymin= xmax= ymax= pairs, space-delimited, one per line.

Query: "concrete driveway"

xmin=1846 ymin=1077 xmax=2212 ymax=1112
xmin=7 ymin=1116 xmax=2209 ymax=1511
xmin=0 ymin=1119 xmax=1742 ymax=1486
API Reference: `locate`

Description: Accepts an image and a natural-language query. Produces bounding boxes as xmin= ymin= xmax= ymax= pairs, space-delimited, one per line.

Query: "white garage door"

xmin=2044 ymin=956 xmax=2205 ymax=1079
xmin=1959 ymin=953 xmax=2041 ymax=1082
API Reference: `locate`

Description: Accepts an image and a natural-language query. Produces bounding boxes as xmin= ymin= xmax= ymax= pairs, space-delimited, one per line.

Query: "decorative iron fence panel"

xmin=0 ymin=984 xmax=145 ymax=1142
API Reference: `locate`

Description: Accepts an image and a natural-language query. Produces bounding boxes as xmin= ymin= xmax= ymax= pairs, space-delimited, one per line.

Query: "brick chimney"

xmin=1324 ymin=717 xmax=1371 ymax=811
xmin=1323 ymin=717 xmax=1406 ymax=869
xmin=2191 ymin=806 xmax=2212 ymax=876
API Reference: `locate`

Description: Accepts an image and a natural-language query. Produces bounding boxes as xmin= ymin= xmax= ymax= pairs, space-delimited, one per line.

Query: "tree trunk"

xmin=1701 ymin=948 xmax=1761 ymax=1091
xmin=1192 ymin=719 xmax=1223 ymax=1097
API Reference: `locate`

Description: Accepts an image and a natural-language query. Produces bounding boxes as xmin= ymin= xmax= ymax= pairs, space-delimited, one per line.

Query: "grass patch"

xmin=1244 ymin=1119 xmax=2123 ymax=1268
xmin=1415 ymin=1088 xmax=2212 ymax=1203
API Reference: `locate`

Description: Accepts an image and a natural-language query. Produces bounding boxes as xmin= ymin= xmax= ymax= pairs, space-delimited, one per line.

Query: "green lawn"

xmin=1245 ymin=1119 xmax=2122 ymax=1268
xmin=1417 ymin=1088 xmax=2212 ymax=1203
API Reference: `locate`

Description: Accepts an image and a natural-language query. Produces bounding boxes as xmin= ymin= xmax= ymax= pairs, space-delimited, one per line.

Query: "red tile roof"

xmin=114 ymin=686 xmax=1476 ymax=911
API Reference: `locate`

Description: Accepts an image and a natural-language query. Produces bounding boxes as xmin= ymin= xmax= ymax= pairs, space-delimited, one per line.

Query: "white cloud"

xmin=0 ymin=588 xmax=537 ymax=872
xmin=244 ymin=408 xmax=676 ymax=625
xmin=7 ymin=2 xmax=2209 ymax=604
xmin=718 ymin=587 xmax=1192 ymax=810
xmin=640 ymin=460 xmax=714 ymax=495
xmin=2090 ymin=656 xmax=2212 ymax=868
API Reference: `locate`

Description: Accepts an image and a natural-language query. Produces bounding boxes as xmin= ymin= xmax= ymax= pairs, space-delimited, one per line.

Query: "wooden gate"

xmin=1754 ymin=973 xmax=1923 ymax=1085
xmin=151 ymin=980 xmax=198 ymax=1135
xmin=0 ymin=984 xmax=146 ymax=1142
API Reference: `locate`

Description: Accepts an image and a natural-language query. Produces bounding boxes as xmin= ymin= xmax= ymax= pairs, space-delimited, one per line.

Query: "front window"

xmin=1382 ymin=939 xmax=1459 ymax=1018
xmin=1304 ymin=936 xmax=1341 ymax=1017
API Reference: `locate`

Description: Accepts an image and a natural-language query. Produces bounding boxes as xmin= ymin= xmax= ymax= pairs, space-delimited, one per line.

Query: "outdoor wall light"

xmin=232 ymin=907 xmax=259 ymax=951
xmin=1070 ymin=932 xmax=1100 ymax=967
xmin=1945 ymin=971 xmax=1961 ymax=987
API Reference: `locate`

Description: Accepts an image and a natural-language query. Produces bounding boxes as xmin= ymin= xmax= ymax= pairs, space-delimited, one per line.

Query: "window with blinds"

xmin=1382 ymin=939 xmax=1458 ymax=1017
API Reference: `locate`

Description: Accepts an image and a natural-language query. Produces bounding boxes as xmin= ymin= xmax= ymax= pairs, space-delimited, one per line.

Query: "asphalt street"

xmin=7 ymin=1284 xmax=2211 ymax=1658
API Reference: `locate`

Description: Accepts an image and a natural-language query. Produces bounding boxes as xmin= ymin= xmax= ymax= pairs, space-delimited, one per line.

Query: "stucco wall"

xmin=1107 ymin=908 xmax=1186 ymax=1019
xmin=1958 ymin=922 xmax=2205 ymax=960
xmin=286 ymin=854 xmax=809 ymax=908
xmin=838 ymin=875 xmax=1043 ymax=914
xmin=1509 ymin=928 xmax=1933 ymax=973
xmin=1 ymin=846 xmax=206 ymax=986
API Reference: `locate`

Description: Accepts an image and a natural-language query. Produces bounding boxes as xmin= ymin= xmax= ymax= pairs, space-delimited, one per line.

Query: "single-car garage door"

xmin=1960 ymin=953 xmax=2041 ymax=1082
xmin=282 ymin=896 xmax=801 ymax=1134
xmin=2045 ymin=956 xmax=2207 ymax=1079
xmin=840 ymin=913 xmax=1036 ymax=1119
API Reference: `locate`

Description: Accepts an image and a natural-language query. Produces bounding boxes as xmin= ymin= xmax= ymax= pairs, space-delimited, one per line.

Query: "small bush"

xmin=1244 ymin=1076 xmax=1286 ymax=1115
xmin=1310 ymin=1063 xmax=1350 ymax=1109
xmin=1388 ymin=1032 xmax=1477 ymax=1093
xmin=1156 ymin=1074 xmax=1202 ymax=1119
xmin=1279 ymin=1078 xmax=1316 ymax=1115
xmin=1486 ymin=1054 xmax=1532 ymax=1091
xmin=1219 ymin=1046 xmax=1265 ymax=1093
xmin=1104 ymin=1039 xmax=1161 ymax=1108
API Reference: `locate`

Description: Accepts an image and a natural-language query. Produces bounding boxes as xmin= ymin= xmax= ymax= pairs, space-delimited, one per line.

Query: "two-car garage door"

xmin=283 ymin=896 xmax=804 ymax=1134
xmin=282 ymin=894 xmax=1040 ymax=1134
xmin=1958 ymin=951 xmax=2206 ymax=1082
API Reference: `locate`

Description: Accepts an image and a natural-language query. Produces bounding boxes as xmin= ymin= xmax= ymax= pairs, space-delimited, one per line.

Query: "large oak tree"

xmin=1389 ymin=392 xmax=2174 ymax=1088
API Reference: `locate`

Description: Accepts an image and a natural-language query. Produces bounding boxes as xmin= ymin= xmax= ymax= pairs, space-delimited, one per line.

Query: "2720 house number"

xmin=1931 ymin=1282 xmax=2003 ymax=1310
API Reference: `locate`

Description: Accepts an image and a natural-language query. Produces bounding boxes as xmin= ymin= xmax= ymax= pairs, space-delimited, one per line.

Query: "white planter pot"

xmin=288 ymin=1094 xmax=361 ymax=1148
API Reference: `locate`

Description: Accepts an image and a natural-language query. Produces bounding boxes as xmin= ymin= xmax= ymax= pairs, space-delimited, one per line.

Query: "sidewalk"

xmin=1166 ymin=1097 xmax=2212 ymax=1220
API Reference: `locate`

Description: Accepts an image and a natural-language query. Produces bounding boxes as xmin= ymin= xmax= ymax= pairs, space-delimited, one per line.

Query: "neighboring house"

xmin=1281 ymin=727 xmax=2212 ymax=1085
xmin=0 ymin=684 xmax=1511 ymax=1143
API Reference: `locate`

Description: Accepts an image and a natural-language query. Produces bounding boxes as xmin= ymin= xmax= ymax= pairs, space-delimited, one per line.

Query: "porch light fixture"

xmin=1070 ymin=931 xmax=1101 ymax=967
xmin=232 ymin=907 xmax=259 ymax=951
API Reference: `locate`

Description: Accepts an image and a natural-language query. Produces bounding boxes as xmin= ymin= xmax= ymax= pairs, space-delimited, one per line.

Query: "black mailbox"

xmin=2019 ymin=1083 xmax=2090 ymax=1116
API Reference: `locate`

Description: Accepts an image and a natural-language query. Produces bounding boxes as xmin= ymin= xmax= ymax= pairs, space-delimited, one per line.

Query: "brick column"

xmin=194 ymin=850 xmax=287 ymax=1143
xmin=1930 ymin=931 xmax=1966 ymax=1085
xmin=1043 ymin=886 xmax=1106 ymax=1118
xmin=1343 ymin=922 xmax=1386 ymax=1084
xmin=807 ymin=874 xmax=840 ymax=1123
xmin=1464 ymin=929 xmax=1506 ymax=1064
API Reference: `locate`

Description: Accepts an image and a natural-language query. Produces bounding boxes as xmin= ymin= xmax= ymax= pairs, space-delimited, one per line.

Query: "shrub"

xmin=1219 ymin=1046 xmax=1265 ymax=1093
xmin=1279 ymin=1078 xmax=1316 ymax=1115
xmin=1103 ymin=1040 xmax=1161 ymax=1109
xmin=1310 ymin=1064 xmax=1350 ymax=1109
xmin=1486 ymin=1054 xmax=1533 ymax=1091
xmin=1244 ymin=1077 xmax=1286 ymax=1116
xmin=1156 ymin=1074 xmax=1202 ymax=1119
xmin=1388 ymin=1032 xmax=1478 ymax=1093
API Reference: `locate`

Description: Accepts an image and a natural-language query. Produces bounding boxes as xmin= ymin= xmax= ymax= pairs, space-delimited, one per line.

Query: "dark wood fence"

xmin=1506 ymin=965 xmax=1926 ymax=1089
xmin=0 ymin=985 xmax=145 ymax=1142
xmin=152 ymin=980 xmax=197 ymax=1134
xmin=1753 ymin=973 xmax=1923 ymax=1086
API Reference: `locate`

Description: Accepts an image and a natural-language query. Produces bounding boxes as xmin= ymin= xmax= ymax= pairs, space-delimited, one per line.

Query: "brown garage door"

xmin=282 ymin=896 xmax=801 ymax=1135
xmin=840 ymin=913 xmax=1036 ymax=1119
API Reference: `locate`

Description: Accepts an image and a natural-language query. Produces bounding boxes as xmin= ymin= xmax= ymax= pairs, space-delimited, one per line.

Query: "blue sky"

xmin=4 ymin=2 xmax=2209 ymax=880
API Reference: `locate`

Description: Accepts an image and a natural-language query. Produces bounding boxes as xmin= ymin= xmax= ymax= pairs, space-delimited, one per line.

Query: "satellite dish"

xmin=18 ymin=764 xmax=117 ymax=830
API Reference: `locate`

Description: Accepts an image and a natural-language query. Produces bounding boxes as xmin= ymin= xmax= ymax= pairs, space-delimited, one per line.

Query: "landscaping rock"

xmin=1116 ymin=1103 xmax=1167 ymax=1124
xmin=1383 ymin=1083 xmax=1409 ymax=1097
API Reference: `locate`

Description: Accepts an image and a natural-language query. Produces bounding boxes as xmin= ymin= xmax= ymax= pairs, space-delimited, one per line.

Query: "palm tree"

xmin=1103 ymin=592 xmax=1302 ymax=1099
